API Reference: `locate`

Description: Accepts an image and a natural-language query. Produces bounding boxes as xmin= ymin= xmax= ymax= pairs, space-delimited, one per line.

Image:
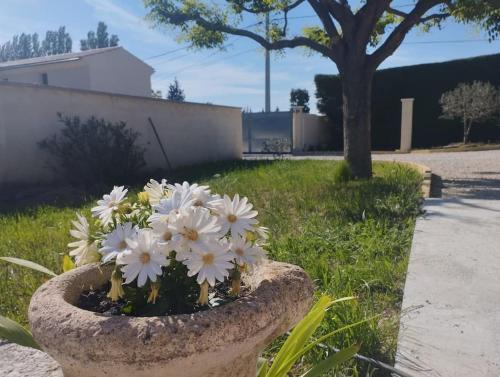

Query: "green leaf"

xmin=0 ymin=257 xmax=57 ymax=277
xmin=300 ymin=342 xmax=361 ymax=377
xmin=0 ymin=315 xmax=41 ymax=350
xmin=257 ymin=357 xmax=269 ymax=377
xmin=266 ymin=295 xmax=334 ymax=377
xmin=62 ymin=255 xmax=75 ymax=272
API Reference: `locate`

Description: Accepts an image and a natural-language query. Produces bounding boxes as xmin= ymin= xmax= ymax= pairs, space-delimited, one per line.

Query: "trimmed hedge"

xmin=315 ymin=53 xmax=500 ymax=150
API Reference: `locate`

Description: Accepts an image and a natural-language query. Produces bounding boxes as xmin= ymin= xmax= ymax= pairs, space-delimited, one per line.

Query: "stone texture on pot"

xmin=28 ymin=261 xmax=314 ymax=377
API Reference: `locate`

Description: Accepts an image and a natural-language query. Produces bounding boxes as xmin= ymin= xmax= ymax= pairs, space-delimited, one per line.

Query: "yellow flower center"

xmin=118 ymin=241 xmax=127 ymax=250
xmin=140 ymin=252 xmax=151 ymax=264
xmin=163 ymin=231 xmax=172 ymax=241
xmin=185 ymin=228 xmax=199 ymax=241
xmin=235 ymin=248 xmax=245 ymax=256
xmin=227 ymin=214 xmax=237 ymax=223
xmin=202 ymin=253 xmax=215 ymax=265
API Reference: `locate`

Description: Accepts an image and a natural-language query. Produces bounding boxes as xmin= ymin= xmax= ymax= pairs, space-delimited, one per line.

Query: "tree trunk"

xmin=463 ymin=120 xmax=472 ymax=144
xmin=341 ymin=67 xmax=373 ymax=179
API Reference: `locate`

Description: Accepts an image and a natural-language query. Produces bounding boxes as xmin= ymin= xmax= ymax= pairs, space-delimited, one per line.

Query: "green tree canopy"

xmin=145 ymin=0 xmax=500 ymax=178
xmin=80 ymin=22 xmax=119 ymax=51
xmin=290 ymin=88 xmax=310 ymax=113
xmin=167 ymin=78 xmax=186 ymax=101
xmin=0 ymin=27 xmax=72 ymax=62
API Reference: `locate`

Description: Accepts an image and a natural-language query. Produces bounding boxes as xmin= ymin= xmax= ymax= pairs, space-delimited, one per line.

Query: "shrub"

xmin=39 ymin=114 xmax=146 ymax=187
xmin=440 ymin=81 xmax=500 ymax=144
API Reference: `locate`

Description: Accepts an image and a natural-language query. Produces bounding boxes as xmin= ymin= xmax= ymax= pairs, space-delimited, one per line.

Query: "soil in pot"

xmin=76 ymin=278 xmax=249 ymax=317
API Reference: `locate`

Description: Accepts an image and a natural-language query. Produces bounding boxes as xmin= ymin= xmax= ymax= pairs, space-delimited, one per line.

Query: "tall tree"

xmin=167 ymin=78 xmax=186 ymax=101
xmin=145 ymin=0 xmax=500 ymax=178
xmin=0 ymin=28 xmax=71 ymax=62
xmin=290 ymin=88 xmax=310 ymax=113
xmin=41 ymin=27 xmax=72 ymax=55
xmin=81 ymin=22 xmax=119 ymax=51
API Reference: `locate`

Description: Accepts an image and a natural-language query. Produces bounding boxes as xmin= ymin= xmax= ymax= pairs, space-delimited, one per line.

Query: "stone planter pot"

xmin=28 ymin=261 xmax=314 ymax=377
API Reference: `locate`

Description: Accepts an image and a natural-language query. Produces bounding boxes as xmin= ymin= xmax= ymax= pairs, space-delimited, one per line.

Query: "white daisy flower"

xmin=99 ymin=222 xmax=137 ymax=263
xmin=211 ymin=194 xmax=258 ymax=237
xmin=229 ymin=235 xmax=267 ymax=268
xmin=169 ymin=181 xmax=217 ymax=207
xmin=168 ymin=206 xmax=221 ymax=260
xmin=68 ymin=213 xmax=100 ymax=266
xmin=117 ymin=229 xmax=169 ymax=287
xmin=183 ymin=241 xmax=234 ymax=286
xmin=91 ymin=186 xmax=128 ymax=226
xmin=144 ymin=179 xmax=169 ymax=206
xmin=148 ymin=189 xmax=194 ymax=224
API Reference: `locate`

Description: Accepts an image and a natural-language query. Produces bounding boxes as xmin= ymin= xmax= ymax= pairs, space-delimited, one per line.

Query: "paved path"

xmin=394 ymin=198 xmax=500 ymax=377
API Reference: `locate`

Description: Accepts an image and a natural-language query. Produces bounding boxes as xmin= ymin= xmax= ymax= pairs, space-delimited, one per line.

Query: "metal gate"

xmin=242 ymin=112 xmax=293 ymax=153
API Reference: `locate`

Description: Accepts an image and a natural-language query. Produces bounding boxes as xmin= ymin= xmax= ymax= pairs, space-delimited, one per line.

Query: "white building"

xmin=0 ymin=46 xmax=154 ymax=97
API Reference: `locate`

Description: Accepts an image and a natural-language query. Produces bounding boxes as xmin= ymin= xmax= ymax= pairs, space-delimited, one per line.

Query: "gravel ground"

xmin=247 ymin=150 xmax=500 ymax=199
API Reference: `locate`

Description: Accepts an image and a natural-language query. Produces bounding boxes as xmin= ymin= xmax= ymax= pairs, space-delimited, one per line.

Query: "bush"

xmin=39 ymin=114 xmax=146 ymax=186
xmin=315 ymin=53 xmax=500 ymax=150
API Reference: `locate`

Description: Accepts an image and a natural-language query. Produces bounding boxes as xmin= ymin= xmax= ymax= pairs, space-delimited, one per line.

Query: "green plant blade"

xmin=300 ymin=342 xmax=361 ymax=377
xmin=266 ymin=296 xmax=333 ymax=377
xmin=0 ymin=257 xmax=57 ymax=277
xmin=280 ymin=315 xmax=379 ymax=371
xmin=257 ymin=357 xmax=269 ymax=377
xmin=0 ymin=315 xmax=41 ymax=350
xmin=269 ymin=296 xmax=357 ymax=377
xmin=62 ymin=255 xmax=75 ymax=272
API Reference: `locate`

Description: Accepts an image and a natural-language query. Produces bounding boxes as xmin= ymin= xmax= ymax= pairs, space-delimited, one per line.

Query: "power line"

xmin=169 ymin=47 xmax=259 ymax=76
xmin=405 ymin=39 xmax=493 ymax=44
xmin=144 ymin=20 xmax=263 ymax=61
xmin=145 ymin=45 xmax=191 ymax=60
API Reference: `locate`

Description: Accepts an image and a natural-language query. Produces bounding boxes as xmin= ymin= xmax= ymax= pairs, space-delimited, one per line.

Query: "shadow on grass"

xmin=0 ymin=159 xmax=277 ymax=215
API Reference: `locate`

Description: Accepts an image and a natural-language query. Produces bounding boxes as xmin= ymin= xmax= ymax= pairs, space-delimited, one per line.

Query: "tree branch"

xmin=387 ymin=6 xmax=450 ymax=23
xmin=162 ymin=9 xmax=336 ymax=59
xmin=233 ymin=0 xmax=306 ymax=14
xmin=307 ymin=0 xmax=341 ymax=42
xmin=322 ymin=0 xmax=354 ymax=32
xmin=354 ymin=0 xmax=391 ymax=49
xmin=369 ymin=0 xmax=448 ymax=69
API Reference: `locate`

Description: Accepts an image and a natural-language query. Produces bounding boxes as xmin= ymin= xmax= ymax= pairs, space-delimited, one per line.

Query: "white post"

xmin=291 ymin=106 xmax=304 ymax=153
xmin=400 ymin=98 xmax=414 ymax=153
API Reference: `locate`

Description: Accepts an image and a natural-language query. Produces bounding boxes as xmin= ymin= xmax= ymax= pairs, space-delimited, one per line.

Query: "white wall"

xmin=292 ymin=112 xmax=335 ymax=151
xmin=0 ymin=47 xmax=154 ymax=97
xmin=0 ymin=61 xmax=91 ymax=90
xmin=0 ymin=82 xmax=242 ymax=185
xmin=86 ymin=48 xmax=153 ymax=97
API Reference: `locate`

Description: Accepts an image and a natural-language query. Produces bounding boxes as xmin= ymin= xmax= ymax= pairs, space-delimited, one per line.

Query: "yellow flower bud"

xmin=230 ymin=268 xmax=242 ymax=296
xmin=198 ymin=281 xmax=209 ymax=306
xmin=138 ymin=191 xmax=149 ymax=205
xmin=230 ymin=276 xmax=241 ymax=296
xmin=107 ymin=269 xmax=124 ymax=302
xmin=117 ymin=202 xmax=132 ymax=214
xmin=147 ymin=281 xmax=161 ymax=304
xmin=245 ymin=230 xmax=256 ymax=242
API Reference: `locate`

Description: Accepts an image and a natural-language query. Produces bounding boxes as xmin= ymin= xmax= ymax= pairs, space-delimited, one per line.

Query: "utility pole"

xmin=265 ymin=13 xmax=271 ymax=113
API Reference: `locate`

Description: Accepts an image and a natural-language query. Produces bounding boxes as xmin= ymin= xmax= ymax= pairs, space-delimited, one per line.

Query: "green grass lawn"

xmin=0 ymin=160 xmax=422 ymax=376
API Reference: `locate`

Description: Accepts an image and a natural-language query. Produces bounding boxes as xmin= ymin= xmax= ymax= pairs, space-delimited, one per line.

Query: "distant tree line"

xmin=0 ymin=22 xmax=119 ymax=63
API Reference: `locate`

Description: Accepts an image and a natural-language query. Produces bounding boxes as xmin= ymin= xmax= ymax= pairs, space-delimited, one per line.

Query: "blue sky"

xmin=0 ymin=0 xmax=498 ymax=113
